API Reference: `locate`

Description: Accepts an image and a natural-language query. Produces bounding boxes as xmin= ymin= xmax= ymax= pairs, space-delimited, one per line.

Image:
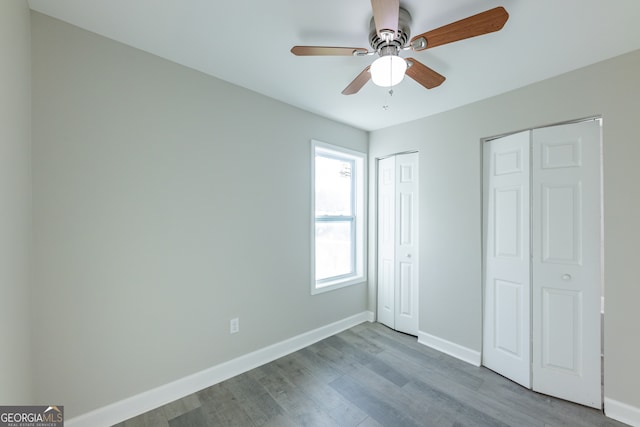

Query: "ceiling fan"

xmin=291 ymin=1 xmax=509 ymax=95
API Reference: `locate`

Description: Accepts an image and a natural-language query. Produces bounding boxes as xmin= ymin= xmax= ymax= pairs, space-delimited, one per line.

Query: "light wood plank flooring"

xmin=114 ymin=322 xmax=625 ymax=427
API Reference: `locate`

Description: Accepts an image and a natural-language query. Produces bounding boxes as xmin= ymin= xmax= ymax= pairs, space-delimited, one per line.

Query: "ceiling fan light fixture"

xmin=370 ymin=55 xmax=407 ymax=87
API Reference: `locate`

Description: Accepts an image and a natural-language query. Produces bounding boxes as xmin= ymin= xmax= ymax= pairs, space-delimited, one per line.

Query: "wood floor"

xmin=114 ymin=322 xmax=625 ymax=427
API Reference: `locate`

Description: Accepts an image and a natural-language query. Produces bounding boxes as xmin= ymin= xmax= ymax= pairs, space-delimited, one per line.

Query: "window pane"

xmin=315 ymin=155 xmax=353 ymax=216
xmin=315 ymin=221 xmax=353 ymax=281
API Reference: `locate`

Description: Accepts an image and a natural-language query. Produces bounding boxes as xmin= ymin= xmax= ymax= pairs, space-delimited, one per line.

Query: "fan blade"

xmin=405 ymin=58 xmax=445 ymax=89
xmin=410 ymin=6 xmax=509 ymax=51
xmin=291 ymin=46 xmax=367 ymax=56
xmin=342 ymin=66 xmax=371 ymax=95
xmin=371 ymin=0 xmax=400 ymax=37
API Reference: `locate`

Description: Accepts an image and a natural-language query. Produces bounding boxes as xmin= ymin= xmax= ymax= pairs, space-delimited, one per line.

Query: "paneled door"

xmin=482 ymin=130 xmax=531 ymax=388
xmin=483 ymin=120 xmax=602 ymax=409
xmin=531 ymin=120 xmax=602 ymax=408
xmin=377 ymin=152 xmax=419 ymax=335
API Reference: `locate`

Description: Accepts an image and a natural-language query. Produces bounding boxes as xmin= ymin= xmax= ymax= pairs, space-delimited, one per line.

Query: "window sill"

xmin=311 ymin=275 xmax=366 ymax=295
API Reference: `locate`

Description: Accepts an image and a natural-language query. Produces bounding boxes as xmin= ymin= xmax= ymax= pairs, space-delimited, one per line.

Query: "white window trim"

xmin=311 ymin=139 xmax=367 ymax=295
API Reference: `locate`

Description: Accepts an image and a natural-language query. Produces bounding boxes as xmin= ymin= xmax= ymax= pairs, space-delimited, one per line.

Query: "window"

xmin=311 ymin=140 xmax=366 ymax=294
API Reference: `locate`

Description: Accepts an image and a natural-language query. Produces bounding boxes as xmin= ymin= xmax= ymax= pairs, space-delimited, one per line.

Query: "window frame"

xmin=311 ymin=140 xmax=367 ymax=294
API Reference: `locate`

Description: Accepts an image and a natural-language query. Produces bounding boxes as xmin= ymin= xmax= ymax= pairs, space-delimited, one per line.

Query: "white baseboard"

xmin=417 ymin=330 xmax=481 ymax=367
xmin=66 ymin=310 xmax=375 ymax=427
xmin=605 ymin=397 xmax=640 ymax=426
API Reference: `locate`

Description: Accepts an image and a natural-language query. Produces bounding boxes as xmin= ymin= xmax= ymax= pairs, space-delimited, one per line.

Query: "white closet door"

xmin=482 ymin=131 xmax=531 ymax=388
xmin=377 ymin=153 xmax=419 ymax=335
xmin=377 ymin=156 xmax=396 ymax=329
xmin=393 ymin=153 xmax=419 ymax=335
xmin=531 ymin=120 xmax=602 ymax=408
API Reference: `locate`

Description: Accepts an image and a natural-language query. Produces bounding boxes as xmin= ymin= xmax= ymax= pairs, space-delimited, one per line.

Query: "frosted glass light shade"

xmin=370 ymin=55 xmax=407 ymax=87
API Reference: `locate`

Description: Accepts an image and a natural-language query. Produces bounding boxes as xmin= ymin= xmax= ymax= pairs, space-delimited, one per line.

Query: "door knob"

xmin=407 ymin=254 xmax=412 ymax=258
xmin=562 ymin=274 xmax=572 ymax=281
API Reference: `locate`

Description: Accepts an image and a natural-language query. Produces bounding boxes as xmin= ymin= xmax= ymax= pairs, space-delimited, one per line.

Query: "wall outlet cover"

xmin=230 ymin=318 xmax=239 ymax=334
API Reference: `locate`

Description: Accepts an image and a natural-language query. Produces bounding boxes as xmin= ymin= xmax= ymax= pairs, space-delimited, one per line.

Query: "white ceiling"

xmin=28 ymin=0 xmax=640 ymax=131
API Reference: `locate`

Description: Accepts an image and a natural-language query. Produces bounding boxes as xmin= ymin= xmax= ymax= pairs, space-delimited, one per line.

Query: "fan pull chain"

xmin=382 ymin=88 xmax=394 ymax=110
xmin=383 ymin=56 xmax=394 ymax=110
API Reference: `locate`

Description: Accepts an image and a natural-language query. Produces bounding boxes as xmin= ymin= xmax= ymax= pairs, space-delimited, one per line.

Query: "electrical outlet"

xmin=230 ymin=318 xmax=239 ymax=334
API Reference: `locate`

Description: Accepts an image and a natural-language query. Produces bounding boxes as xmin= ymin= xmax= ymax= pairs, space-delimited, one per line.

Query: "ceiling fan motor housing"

xmin=369 ymin=7 xmax=411 ymax=55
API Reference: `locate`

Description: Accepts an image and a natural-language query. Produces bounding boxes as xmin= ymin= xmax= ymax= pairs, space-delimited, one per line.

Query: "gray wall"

xmin=31 ymin=12 xmax=368 ymax=417
xmin=368 ymin=49 xmax=640 ymax=409
xmin=0 ymin=1 xmax=32 ymax=403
